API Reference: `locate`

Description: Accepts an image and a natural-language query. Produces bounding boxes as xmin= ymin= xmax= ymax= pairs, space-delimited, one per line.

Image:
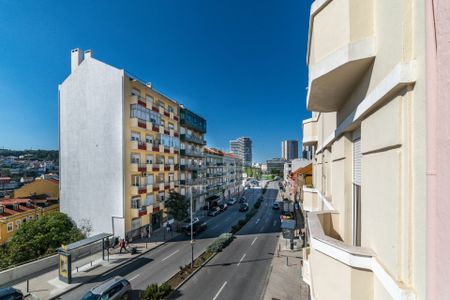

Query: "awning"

xmin=280 ymin=220 xmax=296 ymax=230
xmin=58 ymin=233 xmax=112 ymax=253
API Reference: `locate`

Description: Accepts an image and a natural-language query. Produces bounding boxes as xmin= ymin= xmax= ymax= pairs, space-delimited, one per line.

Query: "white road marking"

xmin=129 ymin=274 xmax=140 ymax=281
xmin=251 ymin=237 xmax=258 ymax=245
xmin=161 ymin=249 xmax=180 ymax=262
xmin=237 ymin=253 xmax=246 ymax=266
xmin=255 ymin=218 xmax=260 ymax=224
xmin=213 ymin=281 xmax=228 ymax=300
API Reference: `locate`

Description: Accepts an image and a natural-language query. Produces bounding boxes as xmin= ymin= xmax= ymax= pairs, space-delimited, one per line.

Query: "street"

xmin=172 ymin=181 xmax=281 ymax=300
xmin=57 ymin=187 xmax=262 ymax=299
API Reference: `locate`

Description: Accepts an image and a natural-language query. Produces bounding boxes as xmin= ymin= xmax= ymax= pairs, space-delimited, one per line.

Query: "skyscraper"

xmin=281 ymin=140 xmax=298 ymax=160
xmin=229 ymin=137 xmax=252 ymax=167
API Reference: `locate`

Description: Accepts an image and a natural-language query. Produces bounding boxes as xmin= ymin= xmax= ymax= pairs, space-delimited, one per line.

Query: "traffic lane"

xmin=174 ymin=234 xmax=261 ymax=299
xmin=216 ymin=232 xmax=279 ymax=300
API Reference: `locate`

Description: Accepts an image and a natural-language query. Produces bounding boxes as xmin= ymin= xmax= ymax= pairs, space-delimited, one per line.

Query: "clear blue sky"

xmin=0 ymin=0 xmax=312 ymax=163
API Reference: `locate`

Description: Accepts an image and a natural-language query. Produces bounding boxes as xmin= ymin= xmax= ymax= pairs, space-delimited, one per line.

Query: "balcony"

xmin=131 ymin=184 xmax=147 ymax=195
xmin=307 ymin=0 xmax=376 ymax=112
xmin=180 ymin=134 xmax=206 ymax=145
xmin=180 ymin=149 xmax=204 ymax=158
xmin=130 ymin=206 xmax=148 ymax=219
xmin=302 ymin=187 xmax=332 ymax=212
xmin=130 ymin=117 xmax=147 ymax=130
xmin=302 ymin=118 xmax=318 ymax=146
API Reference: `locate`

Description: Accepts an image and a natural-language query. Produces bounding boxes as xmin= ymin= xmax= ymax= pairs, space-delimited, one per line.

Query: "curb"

xmin=49 ymin=237 xmax=177 ymax=299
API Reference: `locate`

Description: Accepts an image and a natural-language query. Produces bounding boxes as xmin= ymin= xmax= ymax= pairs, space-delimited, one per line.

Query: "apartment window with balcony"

xmin=7 ymin=222 xmax=13 ymax=232
xmin=168 ymin=157 xmax=174 ymax=165
xmin=157 ymin=101 xmax=165 ymax=109
xmin=145 ymin=135 xmax=153 ymax=144
xmin=157 ymin=173 xmax=164 ymax=183
xmin=146 ymin=175 xmax=154 ymax=185
xmin=131 ymin=132 xmax=140 ymax=142
xmin=180 ymin=127 xmax=186 ymax=134
xmin=131 ymin=153 xmax=140 ymax=163
xmin=157 ymin=156 xmax=165 ymax=164
xmin=159 ymin=192 xmax=165 ymax=202
xmin=144 ymin=194 xmax=154 ymax=206
xmin=168 ymin=105 xmax=174 ymax=113
xmin=169 ymin=173 xmax=174 ymax=182
xmin=131 ymin=104 xmax=161 ymax=125
xmin=168 ymin=123 xmax=174 ymax=130
xmin=145 ymin=95 xmax=153 ymax=104
xmin=146 ymin=155 xmax=153 ymax=164
xmin=352 ymin=129 xmax=362 ymax=247
xmin=131 ymin=197 xmax=141 ymax=209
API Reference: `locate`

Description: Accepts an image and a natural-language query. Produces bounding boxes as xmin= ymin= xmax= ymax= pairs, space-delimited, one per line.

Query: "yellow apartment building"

xmin=0 ymin=198 xmax=59 ymax=245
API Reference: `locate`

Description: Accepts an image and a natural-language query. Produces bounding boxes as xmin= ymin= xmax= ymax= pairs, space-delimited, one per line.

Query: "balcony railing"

xmin=180 ymin=134 xmax=206 ymax=145
xmin=180 ymin=149 xmax=204 ymax=158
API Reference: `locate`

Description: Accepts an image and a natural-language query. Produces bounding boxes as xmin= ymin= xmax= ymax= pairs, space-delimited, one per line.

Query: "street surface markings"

xmin=251 ymin=237 xmax=258 ymax=245
xmin=255 ymin=218 xmax=260 ymax=224
xmin=161 ymin=249 xmax=180 ymax=262
xmin=237 ymin=253 xmax=246 ymax=266
xmin=213 ymin=281 xmax=228 ymax=300
xmin=129 ymin=274 xmax=140 ymax=281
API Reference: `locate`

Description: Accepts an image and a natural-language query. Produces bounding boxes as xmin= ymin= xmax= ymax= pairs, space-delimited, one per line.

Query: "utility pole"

xmin=190 ymin=185 xmax=194 ymax=268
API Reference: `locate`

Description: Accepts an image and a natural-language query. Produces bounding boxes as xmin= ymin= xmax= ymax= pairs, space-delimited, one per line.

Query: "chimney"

xmin=84 ymin=49 xmax=93 ymax=59
xmin=71 ymin=48 xmax=84 ymax=72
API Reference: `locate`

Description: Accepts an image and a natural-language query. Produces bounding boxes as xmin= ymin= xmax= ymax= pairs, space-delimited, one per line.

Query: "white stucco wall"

xmin=59 ymin=56 xmax=125 ymax=237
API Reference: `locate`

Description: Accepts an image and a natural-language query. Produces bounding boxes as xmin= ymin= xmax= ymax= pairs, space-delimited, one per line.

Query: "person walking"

xmin=119 ymin=238 xmax=128 ymax=254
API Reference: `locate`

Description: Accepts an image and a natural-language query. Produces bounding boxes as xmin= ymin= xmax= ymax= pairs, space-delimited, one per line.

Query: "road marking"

xmin=161 ymin=249 xmax=180 ymax=262
xmin=251 ymin=237 xmax=258 ymax=245
xmin=129 ymin=274 xmax=140 ymax=281
xmin=237 ymin=253 xmax=246 ymax=266
xmin=255 ymin=218 xmax=260 ymax=224
xmin=213 ymin=281 xmax=228 ymax=300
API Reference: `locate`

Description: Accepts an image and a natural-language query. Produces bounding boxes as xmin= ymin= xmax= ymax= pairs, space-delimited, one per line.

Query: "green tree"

xmin=165 ymin=192 xmax=189 ymax=222
xmin=141 ymin=282 xmax=172 ymax=300
xmin=0 ymin=212 xmax=84 ymax=268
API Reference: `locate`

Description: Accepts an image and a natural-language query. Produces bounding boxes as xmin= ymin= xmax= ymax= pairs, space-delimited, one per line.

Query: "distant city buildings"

xmin=265 ymin=158 xmax=286 ymax=175
xmin=281 ymin=140 xmax=298 ymax=160
xmin=229 ymin=137 xmax=252 ymax=167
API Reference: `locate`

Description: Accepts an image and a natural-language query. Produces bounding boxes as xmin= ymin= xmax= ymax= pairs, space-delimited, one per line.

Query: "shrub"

xmin=207 ymin=233 xmax=233 ymax=252
xmin=141 ymin=282 xmax=173 ymax=300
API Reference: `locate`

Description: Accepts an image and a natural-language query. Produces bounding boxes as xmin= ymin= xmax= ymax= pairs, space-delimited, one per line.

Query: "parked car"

xmin=184 ymin=221 xmax=207 ymax=236
xmin=272 ymin=202 xmax=280 ymax=210
xmin=0 ymin=287 xmax=24 ymax=300
xmin=81 ymin=276 xmax=131 ymax=300
xmin=208 ymin=207 xmax=221 ymax=217
xmin=219 ymin=203 xmax=228 ymax=211
xmin=239 ymin=197 xmax=246 ymax=203
xmin=227 ymin=198 xmax=237 ymax=205
xmin=182 ymin=217 xmax=200 ymax=231
xmin=239 ymin=203 xmax=249 ymax=212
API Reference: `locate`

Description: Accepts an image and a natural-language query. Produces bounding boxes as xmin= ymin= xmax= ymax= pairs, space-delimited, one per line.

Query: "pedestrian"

xmin=119 ymin=238 xmax=128 ymax=254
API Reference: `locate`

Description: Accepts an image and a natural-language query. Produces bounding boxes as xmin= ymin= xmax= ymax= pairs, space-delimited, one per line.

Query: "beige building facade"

xmin=301 ymin=0 xmax=426 ymax=299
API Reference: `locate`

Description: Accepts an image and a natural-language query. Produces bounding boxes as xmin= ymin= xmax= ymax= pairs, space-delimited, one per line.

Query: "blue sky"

xmin=0 ymin=0 xmax=311 ymax=163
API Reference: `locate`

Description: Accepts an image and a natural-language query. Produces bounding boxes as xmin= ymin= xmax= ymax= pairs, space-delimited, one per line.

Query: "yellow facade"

xmin=14 ymin=179 xmax=59 ymax=198
xmin=0 ymin=203 xmax=59 ymax=245
xmin=123 ymin=78 xmax=180 ymax=236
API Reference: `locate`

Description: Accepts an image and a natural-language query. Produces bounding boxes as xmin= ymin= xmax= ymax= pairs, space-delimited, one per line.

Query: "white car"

xmin=227 ymin=198 xmax=237 ymax=205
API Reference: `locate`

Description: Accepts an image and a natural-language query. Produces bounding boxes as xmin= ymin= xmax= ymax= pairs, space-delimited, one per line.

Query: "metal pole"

xmin=190 ymin=186 xmax=194 ymax=268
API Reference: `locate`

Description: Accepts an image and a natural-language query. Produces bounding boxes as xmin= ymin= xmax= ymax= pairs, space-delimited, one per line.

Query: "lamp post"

xmin=190 ymin=185 xmax=194 ymax=268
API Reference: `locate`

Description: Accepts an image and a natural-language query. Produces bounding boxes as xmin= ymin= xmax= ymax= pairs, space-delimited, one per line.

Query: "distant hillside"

xmin=0 ymin=149 xmax=58 ymax=161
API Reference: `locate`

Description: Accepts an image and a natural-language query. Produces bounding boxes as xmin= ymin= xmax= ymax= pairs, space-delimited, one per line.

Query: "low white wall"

xmin=0 ymin=255 xmax=58 ymax=286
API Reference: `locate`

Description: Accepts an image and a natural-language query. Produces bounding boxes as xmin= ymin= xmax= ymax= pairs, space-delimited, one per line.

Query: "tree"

xmin=0 ymin=212 xmax=84 ymax=269
xmin=141 ymin=282 xmax=172 ymax=300
xmin=165 ymin=192 xmax=189 ymax=222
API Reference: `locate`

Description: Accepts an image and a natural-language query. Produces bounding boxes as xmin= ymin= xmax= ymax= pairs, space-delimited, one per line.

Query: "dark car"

xmin=0 ymin=287 xmax=24 ymax=300
xmin=239 ymin=197 xmax=246 ymax=203
xmin=239 ymin=203 xmax=249 ymax=212
xmin=208 ymin=206 xmax=221 ymax=216
xmin=219 ymin=203 xmax=228 ymax=211
xmin=81 ymin=276 xmax=131 ymax=300
xmin=272 ymin=202 xmax=280 ymax=210
xmin=184 ymin=222 xmax=207 ymax=236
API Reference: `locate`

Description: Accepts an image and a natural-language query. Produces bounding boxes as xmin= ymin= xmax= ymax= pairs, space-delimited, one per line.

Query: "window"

xmin=352 ymin=129 xmax=362 ymax=246
xmin=28 ymin=216 xmax=33 ymax=220
xmin=168 ymin=157 xmax=174 ymax=165
xmin=145 ymin=95 xmax=153 ymax=104
xmin=15 ymin=220 xmax=21 ymax=229
xmin=7 ymin=222 xmax=13 ymax=232
xmin=157 ymin=101 xmax=164 ymax=109
xmin=146 ymin=155 xmax=153 ymax=164
xmin=146 ymin=175 xmax=154 ymax=185
xmin=131 ymin=132 xmax=140 ymax=142
xmin=145 ymin=135 xmax=153 ymax=144
xmin=131 ymin=88 xmax=140 ymax=97
xmin=168 ymin=173 xmax=175 ymax=182
xmin=158 ymin=192 xmax=165 ymax=202
xmin=130 ymin=104 xmax=161 ymax=125
xmin=168 ymin=123 xmax=175 ymax=130
xmin=132 ymin=175 xmax=140 ymax=186
xmin=144 ymin=194 xmax=154 ymax=206
xmin=131 ymin=197 xmax=141 ymax=209
xmin=131 ymin=218 xmax=141 ymax=230
xmin=131 ymin=153 xmax=140 ymax=163
xmin=168 ymin=106 xmax=174 ymax=113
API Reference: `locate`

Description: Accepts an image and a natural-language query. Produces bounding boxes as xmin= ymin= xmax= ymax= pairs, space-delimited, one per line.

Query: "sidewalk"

xmin=263 ymin=235 xmax=310 ymax=300
xmin=16 ymin=229 xmax=179 ymax=300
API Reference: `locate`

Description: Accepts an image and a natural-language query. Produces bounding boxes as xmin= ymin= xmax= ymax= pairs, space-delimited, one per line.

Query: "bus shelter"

xmin=57 ymin=233 xmax=112 ymax=284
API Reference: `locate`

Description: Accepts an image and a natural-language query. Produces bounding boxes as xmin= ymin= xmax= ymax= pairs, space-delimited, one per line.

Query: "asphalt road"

xmin=57 ymin=187 xmax=262 ymax=299
xmin=172 ymin=182 xmax=281 ymax=300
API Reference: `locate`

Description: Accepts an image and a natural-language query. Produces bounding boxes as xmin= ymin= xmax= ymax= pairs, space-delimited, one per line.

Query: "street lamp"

xmin=189 ymin=185 xmax=194 ymax=269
